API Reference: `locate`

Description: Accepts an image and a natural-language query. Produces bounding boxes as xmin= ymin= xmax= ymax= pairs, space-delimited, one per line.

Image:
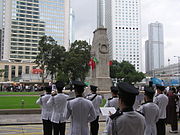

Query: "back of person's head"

xmin=110 ymin=86 xmax=118 ymax=95
xmin=45 ymin=86 xmax=52 ymax=94
xmin=90 ymin=85 xmax=98 ymax=93
xmin=72 ymin=81 xmax=86 ymax=95
xmin=117 ymin=82 xmax=139 ymax=107
xmin=55 ymin=81 xmax=65 ymax=92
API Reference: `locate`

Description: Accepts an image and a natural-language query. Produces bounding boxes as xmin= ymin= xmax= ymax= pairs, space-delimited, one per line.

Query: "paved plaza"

xmin=0 ymin=114 xmax=179 ymax=135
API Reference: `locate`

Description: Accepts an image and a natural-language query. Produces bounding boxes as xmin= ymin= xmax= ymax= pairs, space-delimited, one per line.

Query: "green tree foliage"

xmin=63 ymin=40 xmax=91 ymax=81
xmin=35 ymin=35 xmax=66 ymax=84
xmin=110 ymin=60 xmax=145 ymax=84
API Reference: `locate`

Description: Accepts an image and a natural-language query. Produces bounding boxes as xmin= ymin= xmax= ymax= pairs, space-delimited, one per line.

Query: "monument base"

xmin=90 ymin=77 xmax=112 ymax=91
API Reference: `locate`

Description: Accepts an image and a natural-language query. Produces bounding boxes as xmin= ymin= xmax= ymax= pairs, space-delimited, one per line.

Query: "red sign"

xmin=32 ymin=69 xmax=43 ymax=74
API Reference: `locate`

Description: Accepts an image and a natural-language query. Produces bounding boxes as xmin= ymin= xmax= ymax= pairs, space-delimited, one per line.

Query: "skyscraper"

xmin=105 ymin=0 xmax=142 ymax=71
xmin=0 ymin=0 xmax=70 ymax=62
xmin=69 ymin=7 xmax=75 ymax=44
xmin=145 ymin=22 xmax=164 ymax=73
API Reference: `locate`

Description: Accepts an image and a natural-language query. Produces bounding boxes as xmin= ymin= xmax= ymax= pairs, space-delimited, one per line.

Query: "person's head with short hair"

xmin=144 ymin=87 xmax=155 ymax=102
xmin=55 ymin=81 xmax=65 ymax=93
xmin=90 ymin=85 xmax=98 ymax=93
xmin=72 ymin=81 xmax=86 ymax=96
xmin=156 ymin=85 xmax=165 ymax=94
xmin=117 ymin=82 xmax=139 ymax=110
xmin=110 ymin=86 xmax=118 ymax=97
xmin=45 ymin=86 xmax=52 ymax=94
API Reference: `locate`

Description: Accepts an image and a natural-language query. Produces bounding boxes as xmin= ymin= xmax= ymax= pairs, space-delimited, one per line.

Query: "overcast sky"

xmin=71 ymin=0 xmax=180 ymax=68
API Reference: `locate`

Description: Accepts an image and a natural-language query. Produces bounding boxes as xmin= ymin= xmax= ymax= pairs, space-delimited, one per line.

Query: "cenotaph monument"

xmin=88 ymin=0 xmax=112 ymax=91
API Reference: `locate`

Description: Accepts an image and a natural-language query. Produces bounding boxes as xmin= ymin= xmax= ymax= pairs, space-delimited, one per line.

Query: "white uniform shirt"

xmin=104 ymin=97 xmax=119 ymax=109
xmin=47 ymin=93 xmax=69 ymax=123
xmin=36 ymin=94 xmax=52 ymax=120
xmin=138 ymin=102 xmax=159 ymax=135
xmin=110 ymin=111 xmax=145 ymax=135
xmin=154 ymin=94 xmax=168 ymax=119
xmin=86 ymin=94 xmax=102 ymax=116
xmin=66 ymin=97 xmax=96 ymax=135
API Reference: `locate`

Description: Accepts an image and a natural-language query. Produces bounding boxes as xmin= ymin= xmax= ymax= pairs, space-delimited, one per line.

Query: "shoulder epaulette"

xmin=87 ymin=94 xmax=92 ymax=96
xmin=67 ymin=97 xmax=75 ymax=101
xmin=110 ymin=110 xmax=123 ymax=120
xmin=40 ymin=94 xmax=45 ymax=97
xmin=136 ymin=111 xmax=144 ymax=116
xmin=108 ymin=97 xmax=113 ymax=100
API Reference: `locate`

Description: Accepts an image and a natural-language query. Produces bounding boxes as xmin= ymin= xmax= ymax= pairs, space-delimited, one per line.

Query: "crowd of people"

xmin=36 ymin=80 xmax=180 ymax=135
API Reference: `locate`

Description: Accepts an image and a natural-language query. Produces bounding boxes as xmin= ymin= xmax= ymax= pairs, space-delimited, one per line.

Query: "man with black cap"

xmin=86 ymin=85 xmax=102 ymax=135
xmin=36 ymin=86 xmax=53 ymax=135
xmin=138 ymin=87 xmax=159 ymax=135
xmin=66 ymin=81 xmax=96 ymax=135
xmin=154 ymin=85 xmax=168 ymax=135
xmin=47 ymin=81 xmax=68 ymax=135
xmin=104 ymin=86 xmax=119 ymax=109
xmin=108 ymin=82 xmax=145 ymax=135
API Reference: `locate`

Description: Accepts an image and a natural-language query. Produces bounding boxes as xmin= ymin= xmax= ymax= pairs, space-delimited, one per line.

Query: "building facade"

xmin=145 ymin=22 xmax=164 ymax=73
xmin=69 ymin=7 xmax=75 ymax=44
xmin=105 ymin=0 xmax=142 ymax=71
xmin=0 ymin=0 xmax=70 ymax=61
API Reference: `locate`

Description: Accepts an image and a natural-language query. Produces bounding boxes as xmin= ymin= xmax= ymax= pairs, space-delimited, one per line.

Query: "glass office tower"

xmin=0 ymin=0 xmax=69 ymax=61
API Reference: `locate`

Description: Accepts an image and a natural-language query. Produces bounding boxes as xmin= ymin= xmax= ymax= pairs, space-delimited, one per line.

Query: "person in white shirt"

xmin=36 ymin=86 xmax=53 ymax=135
xmin=138 ymin=87 xmax=159 ymax=135
xmin=47 ymin=81 xmax=68 ymax=135
xmin=107 ymin=82 xmax=145 ymax=135
xmin=154 ymin=85 xmax=168 ymax=135
xmin=66 ymin=81 xmax=96 ymax=135
xmin=86 ymin=85 xmax=102 ymax=135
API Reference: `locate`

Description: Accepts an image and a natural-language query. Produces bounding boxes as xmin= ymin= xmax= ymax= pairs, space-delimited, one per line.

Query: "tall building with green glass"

xmin=0 ymin=0 xmax=70 ymax=61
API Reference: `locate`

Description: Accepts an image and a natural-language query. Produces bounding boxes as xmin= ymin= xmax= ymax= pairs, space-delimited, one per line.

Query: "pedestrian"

xmin=166 ymin=87 xmax=179 ymax=133
xmin=86 ymin=85 xmax=102 ymax=135
xmin=154 ymin=85 xmax=168 ymax=135
xmin=104 ymin=86 xmax=119 ymax=135
xmin=47 ymin=81 xmax=68 ymax=135
xmin=66 ymin=81 xmax=96 ymax=135
xmin=104 ymin=86 xmax=119 ymax=109
xmin=107 ymin=82 xmax=145 ymax=135
xmin=138 ymin=87 xmax=159 ymax=135
xmin=36 ymin=86 xmax=53 ymax=135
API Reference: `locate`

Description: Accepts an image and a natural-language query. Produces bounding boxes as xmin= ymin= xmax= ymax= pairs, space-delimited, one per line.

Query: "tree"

xmin=35 ymin=35 xmax=59 ymax=85
xmin=63 ymin=40 xmax=91 ymax=81
xmin=110 ymin=60 xmax=145 ymax=84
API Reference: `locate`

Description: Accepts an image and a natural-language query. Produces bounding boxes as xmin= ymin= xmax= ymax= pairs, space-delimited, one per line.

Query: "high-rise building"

xmin=69 ymin=7 xmax=75 ymax=44
xmin=145 ymin=22 xmax=164 ymax=73
xmin=0 ymin=0 xmax=70 ymax=62
xmin=104 ymin=0 xmax=142 ymax=71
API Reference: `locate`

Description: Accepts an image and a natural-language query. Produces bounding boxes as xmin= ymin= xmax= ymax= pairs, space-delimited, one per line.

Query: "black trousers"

xmin=53 ymin=122 xmax=66 ymax=135
xmin=90 ymin=116 xmax=99 ymax=135
xmin=156 ymin=119 xmax=166 ymax=135
xmin=42 ymin=119 xmax=52 ymax=135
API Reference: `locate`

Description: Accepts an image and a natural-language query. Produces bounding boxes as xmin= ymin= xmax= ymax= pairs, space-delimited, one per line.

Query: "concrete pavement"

xmin=0 ymin=114 xmax=180 ymax=135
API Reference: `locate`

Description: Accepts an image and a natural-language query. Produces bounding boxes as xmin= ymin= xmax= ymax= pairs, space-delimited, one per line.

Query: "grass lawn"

xmin=0 ymin=96 xmax=40 ymax=109
xmin=0 ymin=92 xmax=42 ymax=95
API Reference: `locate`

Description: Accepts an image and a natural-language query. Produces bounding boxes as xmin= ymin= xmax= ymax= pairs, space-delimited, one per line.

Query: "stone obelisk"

xmin=89 ymin=0 xmax=112 ymax=91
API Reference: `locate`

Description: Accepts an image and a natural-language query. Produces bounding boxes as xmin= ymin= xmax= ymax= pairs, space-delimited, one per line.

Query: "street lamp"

xmin=174 ymin=56 xmax=180 ymax=86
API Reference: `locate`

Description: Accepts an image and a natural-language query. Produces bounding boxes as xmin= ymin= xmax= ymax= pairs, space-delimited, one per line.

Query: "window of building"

xmin=4 ymin=65 xmax=9 ymax=80
xmin=11 ymin=65 xmax=16 ymax=80
xmin=25 ymin=66 xmax=30 ymax=74
xmin=18 ymin=66 xmax=22 ymax=77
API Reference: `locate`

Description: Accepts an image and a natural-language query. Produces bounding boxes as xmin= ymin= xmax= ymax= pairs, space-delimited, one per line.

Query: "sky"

xmin=71 ymin=0 xmax=180 ymax=69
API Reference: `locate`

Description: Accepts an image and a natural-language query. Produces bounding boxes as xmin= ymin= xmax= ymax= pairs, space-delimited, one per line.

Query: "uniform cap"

xmin=144 ymin=87 xmax=155 ymax=96
xmin=90 ymin=85 xmax=98 ymax=92
xmin=72 ymin=81 xmax=86 ymax=89
xmin=117 ymin=82 xmax=139 ymax=96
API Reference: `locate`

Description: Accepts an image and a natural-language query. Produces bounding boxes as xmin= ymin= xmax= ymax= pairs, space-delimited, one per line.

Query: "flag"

xmin=93 ymin=57 xmax=99 ymax=63
xmin=88 ymin=58 xmax=96 ymax=70
xmin=32 ymin=69 xmax=43 ymax=74
xmin=108 ymin=61 xmax=113 ymax=66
